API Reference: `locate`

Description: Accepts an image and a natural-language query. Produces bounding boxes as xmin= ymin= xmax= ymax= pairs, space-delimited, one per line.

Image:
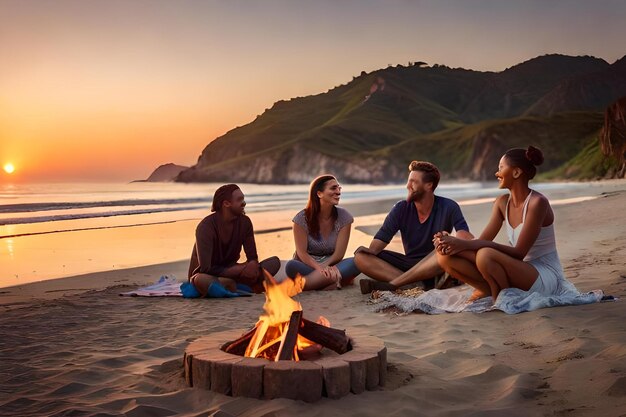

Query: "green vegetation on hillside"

xmin=176 ymin=54 xmax=626 ymax=183
xmin=540 ymin=136 xmax=623 ymax=180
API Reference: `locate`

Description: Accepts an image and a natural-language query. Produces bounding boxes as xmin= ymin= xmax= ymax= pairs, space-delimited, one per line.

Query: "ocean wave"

xmin=0 ymin=192 xmax=313 ymax=214
xmin=0 ymin=198 xmax=307 ymax=226
xmin=0 ymin=206 xmax=204 ymax=226
xmin=0 ymin=198 xmax=211 ymax=214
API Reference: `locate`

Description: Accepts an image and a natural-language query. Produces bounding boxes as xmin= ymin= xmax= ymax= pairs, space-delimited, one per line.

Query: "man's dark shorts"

xmin=376 ymin=250 xmax=423 ymax=272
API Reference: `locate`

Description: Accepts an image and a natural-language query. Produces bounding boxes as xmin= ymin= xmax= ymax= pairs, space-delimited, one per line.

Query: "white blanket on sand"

xmin=371 ymin=284 xmax=606 ymax=315
xmin=119 ymin=275 xmax=182 ymax=297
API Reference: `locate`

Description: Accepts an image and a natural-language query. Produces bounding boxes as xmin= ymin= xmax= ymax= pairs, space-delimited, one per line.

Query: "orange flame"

xmin=244 ymin=273 xmax=328 ymax=361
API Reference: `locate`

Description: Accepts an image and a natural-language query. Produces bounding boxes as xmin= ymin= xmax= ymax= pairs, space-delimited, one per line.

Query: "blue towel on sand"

xmin=119 ymin=276 xmax=252 ymax=298
xmin=180 ymin=281 xmax=252 ymax=298
xmin=180 ymin=281 xmax=201 ymax=298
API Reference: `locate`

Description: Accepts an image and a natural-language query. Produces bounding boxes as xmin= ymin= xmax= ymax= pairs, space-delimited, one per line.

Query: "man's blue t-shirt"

xmin=374 ymin=196 xmax=470 ymax=260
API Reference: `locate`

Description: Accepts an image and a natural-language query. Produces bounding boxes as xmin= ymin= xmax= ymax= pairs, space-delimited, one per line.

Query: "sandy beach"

xmin=1 ymin=181 xmax=626 ymax=416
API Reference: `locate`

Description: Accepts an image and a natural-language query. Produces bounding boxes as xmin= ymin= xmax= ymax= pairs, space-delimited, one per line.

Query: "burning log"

xmin=224 ymin=315 xmax=351 ymax=358
xmin=223 ymin=327 xmax=256 ymax=356
xmin=299 ymin=318 xmax=351 ymax=354
xmin=277 ymin=310 xmax=303 ymax=360
xmin=223 ymin=273 xmax=352 ymax=361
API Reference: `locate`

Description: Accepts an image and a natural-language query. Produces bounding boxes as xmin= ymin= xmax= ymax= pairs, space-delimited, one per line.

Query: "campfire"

xmin=183 ymin=271 xmax=387 ymax=401
xmin=222 ymin=272 xmax=352 ymax=361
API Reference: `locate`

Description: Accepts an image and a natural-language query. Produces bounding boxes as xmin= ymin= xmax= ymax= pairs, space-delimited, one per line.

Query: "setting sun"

xmin=3 ymin=163 xmax=15 ymax=174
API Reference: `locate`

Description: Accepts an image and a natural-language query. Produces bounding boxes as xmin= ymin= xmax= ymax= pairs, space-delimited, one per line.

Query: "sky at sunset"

xmin=1 ymin=0 xmax=625 ymax=183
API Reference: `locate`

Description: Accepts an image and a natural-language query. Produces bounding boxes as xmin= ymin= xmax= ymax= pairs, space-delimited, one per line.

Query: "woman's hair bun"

xmin=525 ymin=146 xmax=544 ymax=166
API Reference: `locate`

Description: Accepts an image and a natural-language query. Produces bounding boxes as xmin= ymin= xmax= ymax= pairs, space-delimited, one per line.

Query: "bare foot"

xmin=467 ymin=289 xmax=489 ymax=303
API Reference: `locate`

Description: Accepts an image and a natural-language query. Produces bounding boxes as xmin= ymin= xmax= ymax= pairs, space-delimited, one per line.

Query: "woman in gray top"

xmin=285 ymin=175 xmax=360 ymax=290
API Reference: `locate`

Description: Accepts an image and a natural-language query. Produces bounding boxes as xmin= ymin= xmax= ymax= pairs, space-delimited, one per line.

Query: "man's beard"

xmin=227 ymin=206 xmax=245 ymax=216
xmin=407 ymin=189 xmax=425 ymax=202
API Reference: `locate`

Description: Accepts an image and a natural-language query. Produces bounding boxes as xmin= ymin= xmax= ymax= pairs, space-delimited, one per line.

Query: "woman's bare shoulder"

xmin=493 ymin=194 xmax=508 ymax=210
xmin=528 ymin=191 xmax=551 ymax=218
xmin=530 ymin=190 xmax=550 ymax=206
xmin=494 ymin=194 xmax=509 ymax=204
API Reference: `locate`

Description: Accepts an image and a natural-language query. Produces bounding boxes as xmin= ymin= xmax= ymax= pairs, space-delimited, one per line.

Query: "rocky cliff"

xmin=173 ymin=54 xmax=626 ymax=184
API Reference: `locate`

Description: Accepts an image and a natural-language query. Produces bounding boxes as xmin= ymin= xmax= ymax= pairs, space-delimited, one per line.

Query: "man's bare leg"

xmin=354 ymin=252 xmax=404 ymax=283
xmin=190 ymin=273 xmax=237 ymax=297
xmin=389 ymin=251 xmax=443 ymax=287
xmin=354 ymin=252 xmax=405 ymax=294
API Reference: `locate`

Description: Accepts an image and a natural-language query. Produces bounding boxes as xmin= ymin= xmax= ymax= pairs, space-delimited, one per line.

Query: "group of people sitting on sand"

xmin=187 ymin=145 xmax=576 ymax=304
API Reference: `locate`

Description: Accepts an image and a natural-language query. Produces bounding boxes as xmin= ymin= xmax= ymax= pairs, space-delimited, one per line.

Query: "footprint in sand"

xmin=606 ymin=376 xmax=626 ymax=397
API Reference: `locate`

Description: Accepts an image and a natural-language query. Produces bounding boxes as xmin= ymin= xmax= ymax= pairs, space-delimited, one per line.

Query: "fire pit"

xmin=183 ymin=274 xmax=387 ymax=401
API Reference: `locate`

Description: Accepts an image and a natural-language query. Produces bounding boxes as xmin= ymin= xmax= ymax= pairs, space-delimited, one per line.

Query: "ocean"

xmin=0 ymin=181 xmax=601 ymax=288
xmin=0 ymin=181 xmax=516 ymax=238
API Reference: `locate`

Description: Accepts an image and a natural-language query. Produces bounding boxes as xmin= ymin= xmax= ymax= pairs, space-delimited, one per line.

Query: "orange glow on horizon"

xmin=2 ymin=2 xmax=624 ymax=182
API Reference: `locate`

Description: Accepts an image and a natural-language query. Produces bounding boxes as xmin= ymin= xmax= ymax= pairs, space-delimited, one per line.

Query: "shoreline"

xmin=2 ymin=181 xmax=624 ymax=305
xmin=1 ymin=185 xmax=625 ymax=416
xmin=2 ymin=179 xmax=621 ymax=234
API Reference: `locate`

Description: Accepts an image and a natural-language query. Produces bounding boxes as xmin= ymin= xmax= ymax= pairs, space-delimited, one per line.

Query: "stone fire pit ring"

xmin=183 ymin=328 xmax=387 ymax=402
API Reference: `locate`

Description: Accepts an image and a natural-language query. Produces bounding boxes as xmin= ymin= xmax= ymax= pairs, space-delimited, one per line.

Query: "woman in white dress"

xmin=434 ymin=146 xmax=570 ymax=302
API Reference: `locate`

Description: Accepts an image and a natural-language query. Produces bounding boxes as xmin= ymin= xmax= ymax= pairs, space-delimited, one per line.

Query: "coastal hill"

xmin=134 ymin=163 xmax=189 ymax=182
xmin=175 ymin=54 xmax=626 ymax=184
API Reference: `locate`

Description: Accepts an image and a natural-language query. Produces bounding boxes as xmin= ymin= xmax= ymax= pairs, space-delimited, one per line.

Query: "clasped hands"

xmin=319 ymin=264 xmax=342 ymax=288
xmin=433 ymin=231 xmax=467 ymax=256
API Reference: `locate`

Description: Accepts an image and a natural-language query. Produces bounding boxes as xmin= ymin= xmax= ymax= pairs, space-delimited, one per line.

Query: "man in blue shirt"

xmin=354 ymin=161 xmax=473 ymax=293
